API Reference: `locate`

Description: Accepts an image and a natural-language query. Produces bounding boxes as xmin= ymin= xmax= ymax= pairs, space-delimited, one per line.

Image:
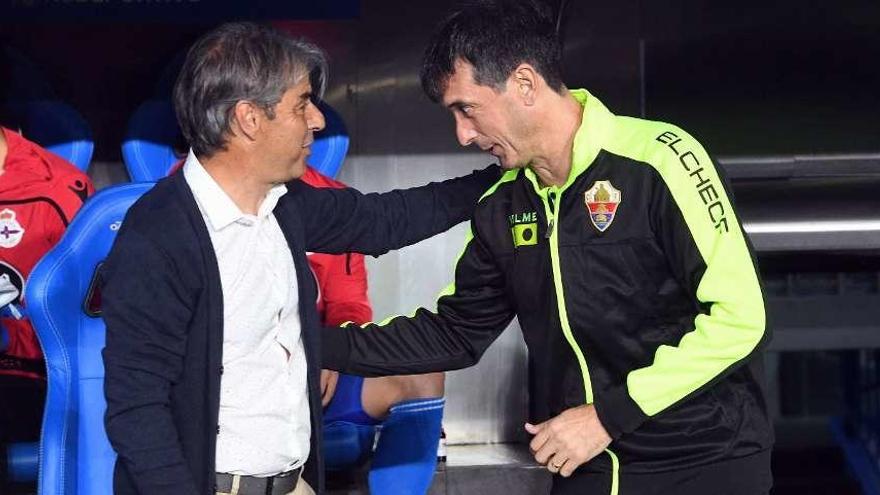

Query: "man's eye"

xmin=461 ymin=106 xmax=473 ymax=115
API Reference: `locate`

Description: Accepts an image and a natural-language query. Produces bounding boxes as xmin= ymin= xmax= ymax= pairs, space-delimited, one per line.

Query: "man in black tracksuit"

xmin=323 ymin=1 xmax=773 ymax=493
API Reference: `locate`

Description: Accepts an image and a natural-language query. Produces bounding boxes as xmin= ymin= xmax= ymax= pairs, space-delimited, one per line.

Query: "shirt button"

xmin=216 ymin=425 xmax=221 ymax=434
xmin=219 ymin=365 xmax=224 ymax=375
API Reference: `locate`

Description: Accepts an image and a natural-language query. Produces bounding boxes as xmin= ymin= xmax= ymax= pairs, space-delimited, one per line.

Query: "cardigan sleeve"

xmin=288 ymin=165 xmax=501 ymax=255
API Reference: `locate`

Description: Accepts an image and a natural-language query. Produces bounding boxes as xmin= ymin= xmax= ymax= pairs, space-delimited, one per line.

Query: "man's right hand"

xmin=320 ymin=369 xmax=339 ymax=407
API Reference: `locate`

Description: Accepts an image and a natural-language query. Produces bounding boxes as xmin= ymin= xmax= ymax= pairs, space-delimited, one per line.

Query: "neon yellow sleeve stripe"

xmin=606 ymin=119 xmax=766 ymax=416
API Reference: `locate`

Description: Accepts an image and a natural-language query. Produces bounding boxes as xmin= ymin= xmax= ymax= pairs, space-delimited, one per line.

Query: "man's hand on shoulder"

xmin=524 ymin=404 xmax=612 ymax=477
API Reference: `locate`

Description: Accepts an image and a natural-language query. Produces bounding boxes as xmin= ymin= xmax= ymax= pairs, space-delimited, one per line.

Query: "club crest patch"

xmin=0 ymin=209 xmax=25 ymax=248
xmin=584 ymin=181 xmax=621 ymax=232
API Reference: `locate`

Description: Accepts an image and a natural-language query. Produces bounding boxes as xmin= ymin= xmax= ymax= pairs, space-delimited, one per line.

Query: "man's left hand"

xmin=524 ymin=404 xmax=611 ymax=477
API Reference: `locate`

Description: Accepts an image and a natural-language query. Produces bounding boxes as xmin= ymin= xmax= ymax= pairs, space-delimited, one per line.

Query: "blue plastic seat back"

xmin=120 ymin=100 xmax=180 ymax=182
xmin=25 ymin=183 xmax=155 ymax=495
xmin=121 ymin=99 xmax=349 ymax=181
xmin=3 ymin=100 xmax=94 ymax=172
xmin=306 ymin=102 xmax=349 ymax=179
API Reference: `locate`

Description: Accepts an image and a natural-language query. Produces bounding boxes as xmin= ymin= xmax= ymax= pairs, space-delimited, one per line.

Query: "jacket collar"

xmin=523 ymin=89 xmax=615 ymax=194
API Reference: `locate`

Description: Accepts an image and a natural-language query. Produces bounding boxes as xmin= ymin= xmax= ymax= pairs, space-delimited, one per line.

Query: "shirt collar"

xmin=182 ymin=150 xmax=287 ymax=231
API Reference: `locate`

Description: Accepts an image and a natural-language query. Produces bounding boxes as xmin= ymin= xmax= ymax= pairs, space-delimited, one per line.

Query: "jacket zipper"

xmin=543 ymin=186 xmax=594 ymax=401
xmin=543 ymin=185 xmax=619 ymax=495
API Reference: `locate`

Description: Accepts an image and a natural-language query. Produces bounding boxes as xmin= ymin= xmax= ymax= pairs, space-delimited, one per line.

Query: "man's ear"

xmin=512 ymin=63 xmax=539 ymax=106
xmin=231 ymin=100 xmax=262 ymax=141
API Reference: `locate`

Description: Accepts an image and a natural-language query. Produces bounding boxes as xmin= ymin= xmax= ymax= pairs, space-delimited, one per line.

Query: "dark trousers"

xmin=552 ymin=450 xmax=772 ymax=495
xmin=0 ymin=375 xmax=45 ymax=488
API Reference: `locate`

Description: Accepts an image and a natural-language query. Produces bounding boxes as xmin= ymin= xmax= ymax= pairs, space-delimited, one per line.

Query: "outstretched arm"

xmin=289 ymin=165 xmax=501 ymax=256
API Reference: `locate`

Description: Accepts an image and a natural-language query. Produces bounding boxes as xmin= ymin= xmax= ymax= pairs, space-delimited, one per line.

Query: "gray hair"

xmin=173 ymin=22 xmax=328 ymax=157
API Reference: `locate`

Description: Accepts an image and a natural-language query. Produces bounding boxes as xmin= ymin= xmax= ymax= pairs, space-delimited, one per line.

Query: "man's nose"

xmin=455 ymin=118 xmax=478 ymax=147
xmin=307 ymin=102 xmax=326 ymax=132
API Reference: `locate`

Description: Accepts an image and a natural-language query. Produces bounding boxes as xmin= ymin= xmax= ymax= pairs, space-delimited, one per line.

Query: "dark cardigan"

xmin=101 ymin=166 xmax=499 ymax=495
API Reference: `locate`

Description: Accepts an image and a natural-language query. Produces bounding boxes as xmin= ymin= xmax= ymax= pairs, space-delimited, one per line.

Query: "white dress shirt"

xmin=183 ymin=152 xmax=310 ymax=476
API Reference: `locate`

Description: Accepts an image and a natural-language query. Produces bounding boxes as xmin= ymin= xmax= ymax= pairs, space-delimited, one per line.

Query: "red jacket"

xmin=0 ymin=127 xmax=94 ymax=379
xmin=301 ymin=166 xmax=372 ymax=326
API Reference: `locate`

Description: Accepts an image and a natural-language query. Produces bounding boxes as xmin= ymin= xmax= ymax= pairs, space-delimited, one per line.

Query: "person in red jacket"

xmin=0 ymin=125 xmax=94 ymax=486
xmin=302 ymin=166 xmax=446 ymax=495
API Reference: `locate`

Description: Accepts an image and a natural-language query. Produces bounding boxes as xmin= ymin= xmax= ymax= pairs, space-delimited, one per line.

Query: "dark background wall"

xmin=639 ymin=1 xmax=880 ymax=156
xmin=1 ymin=0 xmax=877 ymax=161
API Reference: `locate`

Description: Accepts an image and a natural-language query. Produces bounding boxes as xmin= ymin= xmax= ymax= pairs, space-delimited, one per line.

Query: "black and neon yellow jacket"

xmin=323 ymin=89 xmax=772 ymax=476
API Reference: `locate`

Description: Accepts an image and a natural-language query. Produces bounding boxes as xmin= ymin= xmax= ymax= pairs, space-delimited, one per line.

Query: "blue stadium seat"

xmin=4 ymin=100 xmax=94 ymax=172
xmin=120 ymin=99 xmax=180 ymax=182
xmin=6 ymin=442 xmax=38 ymax=483
xmin=25 ymin=183 xmax=155 ymax=495
xmin=307 ymin=102 xmax=349 ymax=179
xmin=121 ymin=99 xmax=349 ymax=181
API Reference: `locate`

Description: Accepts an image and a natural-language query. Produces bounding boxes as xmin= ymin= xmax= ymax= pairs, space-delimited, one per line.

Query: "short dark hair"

xmin=420 ymin=0 xmax=564 ymax=103
xmin=174 ymin=22 xmax=328 ymax=157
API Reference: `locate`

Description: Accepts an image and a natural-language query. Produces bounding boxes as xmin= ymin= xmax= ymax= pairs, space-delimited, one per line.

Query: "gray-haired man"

xmin=102 ymin=22 xmax=499 ymax=495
